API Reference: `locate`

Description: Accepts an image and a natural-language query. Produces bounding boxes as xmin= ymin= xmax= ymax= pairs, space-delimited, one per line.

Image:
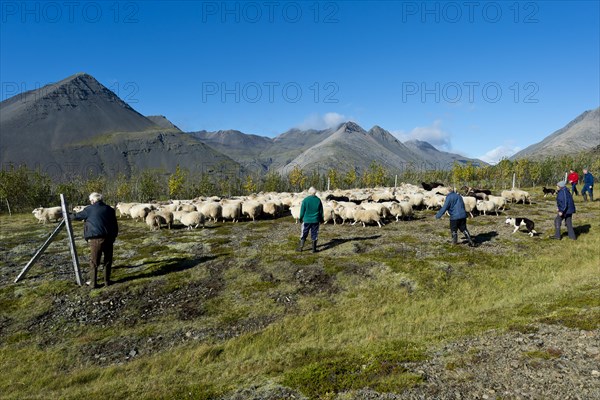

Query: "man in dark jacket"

xmin=435 ymin=188 xmax=475 ymax=246
xmin=73 ymin=192 xmax=119 ymax=288
xmin=297 ymin=187 xmax=324 ymax=253
xmin=581 ymin=168 xmax=594 ymax=202
xmin=553 ymin=181 xmax=576 ymax=240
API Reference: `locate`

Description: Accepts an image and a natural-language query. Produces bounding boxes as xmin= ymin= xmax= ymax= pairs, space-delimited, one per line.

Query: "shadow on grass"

xmin=472 ymin=231 xmax=498 ymax=244
xmin=320 ymin=235 xmax=382 ymax=251
xmin=115 ymin=255 xmax=219 ymax=283
xmin=574 ymin=224 xmax=591 ymax=236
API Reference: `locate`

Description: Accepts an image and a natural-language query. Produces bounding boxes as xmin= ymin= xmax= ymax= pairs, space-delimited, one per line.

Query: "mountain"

xmin=404 ymin=139 xmax=485 ymax=169
xmin=190 ymin=123 xmax=485 ymax=174
xmin=277 ymin=122 xmax=429 ymax=174
xmin=147 ymin=115 xmax=182 ymax=131
xmin=0 ymin=73 xmax=239 ymax=177
xmin=511 ymin=107 xmax=600 ymax=159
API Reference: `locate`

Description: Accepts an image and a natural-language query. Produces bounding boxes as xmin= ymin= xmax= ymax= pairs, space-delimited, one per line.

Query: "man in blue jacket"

xmin=581 ymin=168 xmax=594 ymax=202
xmin=73 ymin=192 xmax=119 ymax=288
xmin=297 ymin=187 xmax=324 ymax=253
xmin=553 ymin=181 xmax=576 ymax=240
xmin=435 ymin=188 xmax=475 ymax=247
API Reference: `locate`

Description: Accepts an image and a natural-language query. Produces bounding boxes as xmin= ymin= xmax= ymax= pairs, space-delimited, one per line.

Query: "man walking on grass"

xmin=297 ymin=187 xmax=324 ymax=253
xmin=435 ymin=187 xmax=475 ymax=247
xmin=552 ymin=181 xmax=576 ymax=240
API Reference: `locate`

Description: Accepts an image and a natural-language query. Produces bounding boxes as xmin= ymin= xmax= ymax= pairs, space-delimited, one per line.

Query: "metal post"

xmin=61 ymin=194 xmax=82 ymax=285
xmin=512 ymin=173 xmax=516 ymax=189
xmin=327 ymin=177 xmax=330 ymax=191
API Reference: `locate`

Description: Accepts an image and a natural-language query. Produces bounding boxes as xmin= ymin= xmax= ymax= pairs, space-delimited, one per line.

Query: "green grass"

xmin=0 ymin=189 xmax=599 ymax=399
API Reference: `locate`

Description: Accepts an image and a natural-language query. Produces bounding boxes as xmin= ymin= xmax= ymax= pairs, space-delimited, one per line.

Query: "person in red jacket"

xmin=567 ymin=169 xmax=579 ymax=196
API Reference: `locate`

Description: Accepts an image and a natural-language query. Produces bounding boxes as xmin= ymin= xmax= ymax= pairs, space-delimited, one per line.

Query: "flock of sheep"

xmin=31 ymin=184 xmax=532 ymax=230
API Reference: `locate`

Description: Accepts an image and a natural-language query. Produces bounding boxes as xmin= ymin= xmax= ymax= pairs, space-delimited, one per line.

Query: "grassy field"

xmin=0 ymin=189 xmax=598 ymax=399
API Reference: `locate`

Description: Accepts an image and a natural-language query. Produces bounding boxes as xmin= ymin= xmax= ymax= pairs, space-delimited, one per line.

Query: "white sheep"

xmin=221 ymin=201 xmax=242 ymax=223
xmin=262 ymin=201 xmax=282 ymax=218
xmin=290 ymin=205 xmax=301 ymax=223
xmin=461 ymin=196 xmax=477 ymax=218
xmin=476 ymin=200 xmax=499 ymax=216
xmin=242 ymin=201 xmax=263 ymax=221
xmin=360 ymin=202 xmax=391 ymax=220
xmin=130 ymin=204 xmax=154 ymax=221
xmin=352 ymin=208 xmax=383 ymax=228
xmin=180 ymin=211 xmax=206 ymax=230
xmin=32 ymin=206 xmax=63 ymax=224
xmin=177 ymin=204 xmax=197 ymax=212
xmin=145 ymin=212 xmax=162 ymax=231
xmin=199 ymin=202 xmax=222 ymax=222
xmin=322 ymin=205 xmax=337 ymax=225
xmin=487 ymin=195 xmax=507 ymax=211
xmin=512 ymin=189 xmax=531 ymax=204
xmin=115 ymin=202 xmax=136 ymax=218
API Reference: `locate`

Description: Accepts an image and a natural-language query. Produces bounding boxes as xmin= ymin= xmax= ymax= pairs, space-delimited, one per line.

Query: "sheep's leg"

xmin=377 ymin=221 xmax=382 ymax=227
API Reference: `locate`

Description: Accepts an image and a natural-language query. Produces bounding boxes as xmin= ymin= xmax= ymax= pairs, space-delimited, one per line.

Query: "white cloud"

xmin=392 ymin=120 xmax=451 ymax=151
xmin=296 ymin=112 xmax=348 ymax=130
xmin=478 ymin=145 xmax=522 ymax=164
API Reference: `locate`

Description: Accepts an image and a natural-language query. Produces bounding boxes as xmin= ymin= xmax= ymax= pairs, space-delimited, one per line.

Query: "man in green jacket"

xmin=297 ymin=187 xmax=324 ymax=253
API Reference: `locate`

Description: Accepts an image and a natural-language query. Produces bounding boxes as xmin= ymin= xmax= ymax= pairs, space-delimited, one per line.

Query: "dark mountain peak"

xmin=340 ymin=121 xmax=364 ymax=133
xmin=405 ymin=139 xmax=439 ymax=152
xmin=368 ymin=125 xmax=401 ymax=144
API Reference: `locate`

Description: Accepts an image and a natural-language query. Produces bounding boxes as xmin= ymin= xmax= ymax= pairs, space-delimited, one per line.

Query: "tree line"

xmin=1 ymin=151 xmax=598 ymax=213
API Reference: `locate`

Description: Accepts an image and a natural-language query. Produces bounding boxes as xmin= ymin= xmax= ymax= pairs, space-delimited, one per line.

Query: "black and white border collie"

xmin=506 ymin=217 xmax=538 ymax=237
xmin=542 ymin=187 xmax=556 ymax=197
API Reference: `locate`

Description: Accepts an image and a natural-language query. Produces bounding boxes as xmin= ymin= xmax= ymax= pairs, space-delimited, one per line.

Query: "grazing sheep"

xmin=512 ymin=189 xmax=531 ymax=204
xmin=145 ymin=212 xmax=162 ymax=231
xmin=222 ymin=201 xmax=242 ymax=223
xmin=130 ymin=204 xmax=153 ymax=221
xmin=32 ymin=206 xmax=63 ymax=224
xmin=388 ymin=201 xmax=413 ymax=221
xmin=370 ymin=191 xmax=395 ymax=203
xmin=352 ymin=208 xmax=383 ymax=227
xmin=180 ymin=211 xmax=206 ymax=230
xmin=242 ymin=201 xmax=263 ymax=221
xmin=290 ymin=205 xmax=301 ymax=223
xmin=115 ymin=202 xmax=136 ymax=218
xmin=461 ymin=196 xmax=477 ymax=218
xmin=360 ymin=202 xmax=391 ymax=219
xmin=199 ymin=202 xmax=222 ymax=222
xmin=262 ymin=201 xmax=282 ymax=219
xmin=322 ymin=205 xmax=337 ymax=225
xmin=476 ymin=200 xmax=499 ymax=216
xmin=487 ymin=195 xmax=507 ymax=211
xmin=177 ymin=204 xmax=197 ymax=212
xmin=172 ymin=210 xmax=188 ymax=224
xmin=155 ymin=210 xmax=173 ymax=229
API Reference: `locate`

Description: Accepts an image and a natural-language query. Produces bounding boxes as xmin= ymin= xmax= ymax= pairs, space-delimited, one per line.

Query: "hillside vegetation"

xmin=0 ymin=188 xmax=598 ymax=399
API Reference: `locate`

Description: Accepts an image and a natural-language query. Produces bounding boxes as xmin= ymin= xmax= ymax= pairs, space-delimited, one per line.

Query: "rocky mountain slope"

xmin=511 ymin=107 xmax=600 ymax=159
xmin=0 ymin=73 xmax=239 ymax=177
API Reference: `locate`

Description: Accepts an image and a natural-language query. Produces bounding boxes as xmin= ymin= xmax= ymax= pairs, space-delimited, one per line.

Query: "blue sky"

xmin=1 ymin=1 xmax=599 ymax=163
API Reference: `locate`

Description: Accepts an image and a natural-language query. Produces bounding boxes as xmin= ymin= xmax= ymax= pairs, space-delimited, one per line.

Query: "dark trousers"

xmin=301 ymin=222 xmax=320 ymax=241
xmin=571 ymin=183 xmax=578 ymax=195
xmin=89 ymin=238 xmax=113 ymax=286
xmin=449 ymin=218 xmax=468 ymax=234
xmin=554 ymin=214 xmax=576 ymax=240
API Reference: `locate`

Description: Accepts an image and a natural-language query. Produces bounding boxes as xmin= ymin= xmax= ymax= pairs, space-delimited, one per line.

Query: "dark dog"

xmin=542 ymin=187 xmax=556 ymax=197
xmin=506 ymin=217 xmax=537 ymax=237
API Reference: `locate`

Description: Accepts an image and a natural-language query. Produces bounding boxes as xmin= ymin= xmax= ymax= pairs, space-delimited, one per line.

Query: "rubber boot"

xmin=451 ymin=231 xmax=458 ymax=245
xmin=312 ymin=240 xmax=318 ymax=253
xmin=296 ymin=239 xmax=305 ymax=252
xmin=463 ymin=230 xmax=475 ymax=247
xmin=582 ymin=194 xmax=588 ymax=202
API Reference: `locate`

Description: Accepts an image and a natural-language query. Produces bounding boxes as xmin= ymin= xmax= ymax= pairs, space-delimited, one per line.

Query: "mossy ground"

xmin=0 ymin=189 xmax=598 ymax=399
